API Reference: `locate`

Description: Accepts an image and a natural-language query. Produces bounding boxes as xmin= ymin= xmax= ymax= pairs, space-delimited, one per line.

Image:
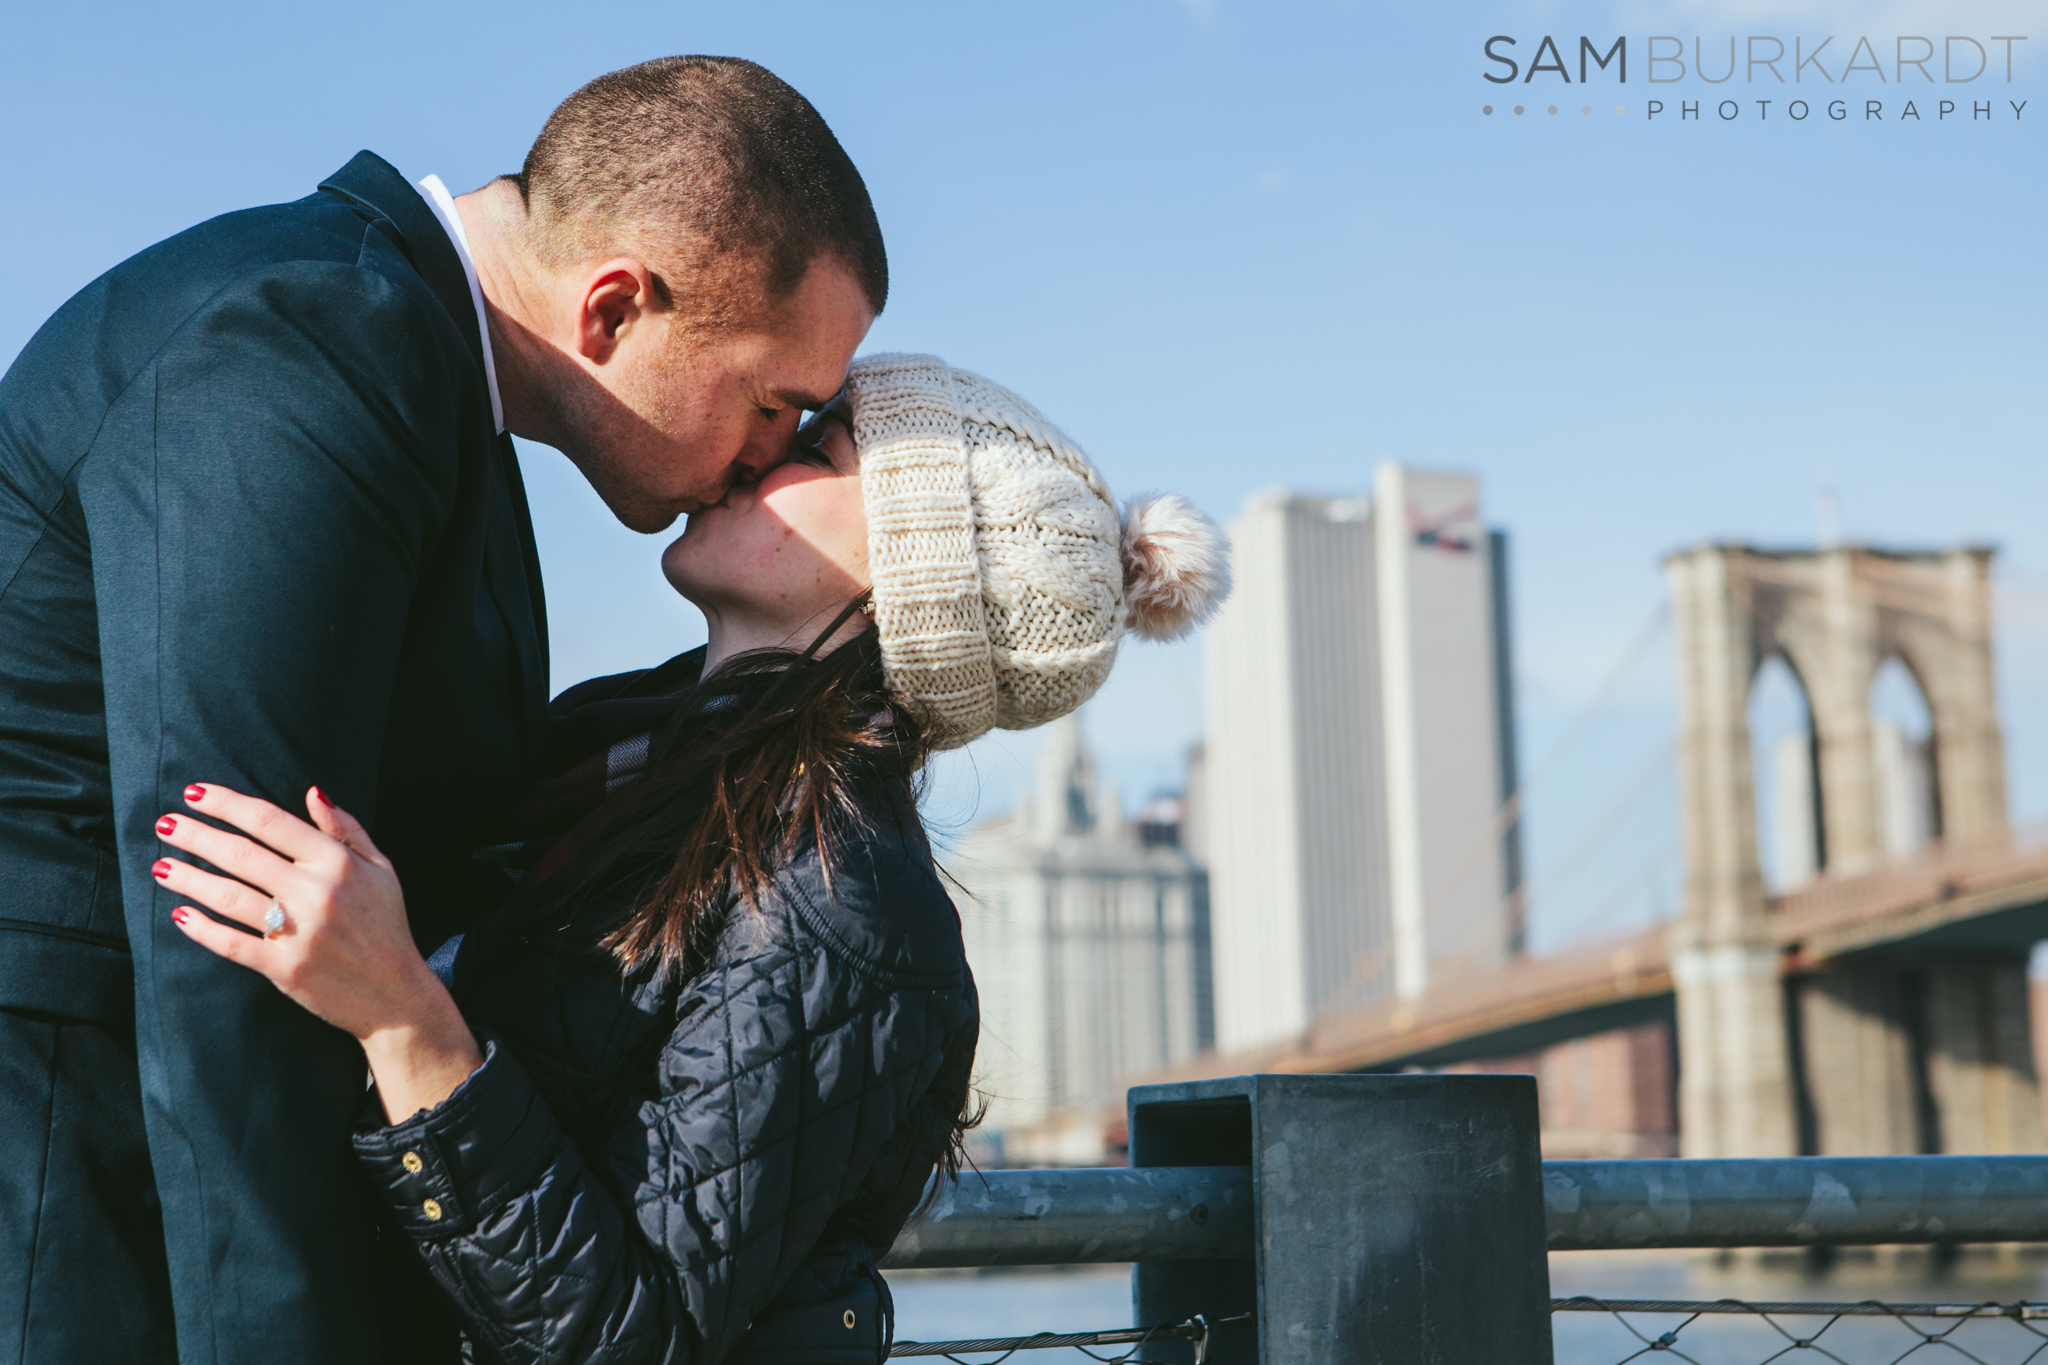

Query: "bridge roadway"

xmin=1147 ymin=834 xmax=2048 ymax=1085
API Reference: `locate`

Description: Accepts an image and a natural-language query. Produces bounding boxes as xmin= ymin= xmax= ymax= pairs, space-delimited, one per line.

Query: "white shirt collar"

xmin=413 ymin=174 xmax=506 ymax=435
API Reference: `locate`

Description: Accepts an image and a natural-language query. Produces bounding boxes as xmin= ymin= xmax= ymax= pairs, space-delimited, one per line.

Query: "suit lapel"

xmin=497 ymin=435 xmax=551 ymax=683
xmin=317 ymin=152 xmax=483 ymax=381
xmin=486 ymin=435 xmax=550 ymax=731
xmin=316 ymin=151 xmax=550 ymax=739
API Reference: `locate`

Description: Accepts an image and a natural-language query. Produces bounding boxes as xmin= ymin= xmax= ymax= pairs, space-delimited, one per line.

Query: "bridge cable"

xmin=1415 ymin=602 xmax=1672 ymax=936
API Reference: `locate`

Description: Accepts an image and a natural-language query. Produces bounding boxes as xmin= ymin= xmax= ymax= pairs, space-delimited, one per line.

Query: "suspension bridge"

xmin=1126 ymin=543 xmax=2048 ymax=1161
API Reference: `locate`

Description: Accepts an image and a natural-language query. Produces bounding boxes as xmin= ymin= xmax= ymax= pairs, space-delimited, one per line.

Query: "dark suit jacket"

xmin=0 ymin=150 xmax=548 ymax=1363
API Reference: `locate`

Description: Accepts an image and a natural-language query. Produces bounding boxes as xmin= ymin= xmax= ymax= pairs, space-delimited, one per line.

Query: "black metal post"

xmin=1128 ymin=1073 xmax=1553 ymax=1364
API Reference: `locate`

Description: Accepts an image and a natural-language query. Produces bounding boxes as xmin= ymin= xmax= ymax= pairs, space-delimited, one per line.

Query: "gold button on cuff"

xmin=401 ymin=1152 xmax=424 ymax=1174
xmin=422 ymin=1198 xmax=443 ymax=1221
xmin=842 ymin=1310 xmax=856 ymax=1329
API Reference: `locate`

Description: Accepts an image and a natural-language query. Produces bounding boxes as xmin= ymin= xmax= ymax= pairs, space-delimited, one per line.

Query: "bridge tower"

xmin=1666 ymin=544 xmax=2030 ymax=1158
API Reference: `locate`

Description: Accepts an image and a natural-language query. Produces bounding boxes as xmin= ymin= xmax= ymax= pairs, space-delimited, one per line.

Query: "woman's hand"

xmin=155 ymin=784 xmax=483 ymax=1122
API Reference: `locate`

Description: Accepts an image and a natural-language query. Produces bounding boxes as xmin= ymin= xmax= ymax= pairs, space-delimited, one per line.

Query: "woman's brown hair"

xmin=519 ymin=609 xmax=984 ymax=1198
xmin=527 ymin=612 xmax=925 ymax=977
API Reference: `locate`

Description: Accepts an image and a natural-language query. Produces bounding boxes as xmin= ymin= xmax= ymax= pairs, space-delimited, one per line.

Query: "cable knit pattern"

xmin=849 ymin=354 xmax=1127 ymax=748
xmin=846 ymin=356 xmax=995 ymax=747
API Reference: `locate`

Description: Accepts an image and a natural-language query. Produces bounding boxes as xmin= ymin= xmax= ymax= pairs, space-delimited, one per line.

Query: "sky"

xmin=2 ymin=0 xmax=2041 ymax=954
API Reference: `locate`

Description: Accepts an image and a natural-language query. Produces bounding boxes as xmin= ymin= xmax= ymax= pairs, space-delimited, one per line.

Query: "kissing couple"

xmin=0 ymin=54 xmax=1228 ymax=1365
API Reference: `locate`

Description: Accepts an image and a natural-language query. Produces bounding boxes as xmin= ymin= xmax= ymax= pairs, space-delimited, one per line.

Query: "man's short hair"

xmin=516 ymin=56 xmax=886 ymax=317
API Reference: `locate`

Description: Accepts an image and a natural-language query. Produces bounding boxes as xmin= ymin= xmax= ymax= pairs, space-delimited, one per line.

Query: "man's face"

xmin=562 ymin=254 xmax=875 ymax=533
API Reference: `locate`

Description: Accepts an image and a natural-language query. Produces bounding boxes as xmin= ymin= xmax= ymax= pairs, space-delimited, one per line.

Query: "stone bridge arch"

xmin=1665 ymin=544 xmax=2020 ymax=1158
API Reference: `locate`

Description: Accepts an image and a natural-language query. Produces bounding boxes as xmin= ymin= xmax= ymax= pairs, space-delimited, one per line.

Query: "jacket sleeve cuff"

xmin=352 ymin=1033 xmax=563 ymax=1239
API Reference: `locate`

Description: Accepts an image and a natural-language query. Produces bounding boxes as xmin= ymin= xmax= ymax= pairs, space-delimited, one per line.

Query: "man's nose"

xmin=730 ymin=435 xmax=789 ymax=487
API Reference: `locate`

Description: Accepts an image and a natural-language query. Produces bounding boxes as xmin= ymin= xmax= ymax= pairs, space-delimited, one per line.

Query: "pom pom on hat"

xmin=1120 ymin=494 xmax=1232 ymax=642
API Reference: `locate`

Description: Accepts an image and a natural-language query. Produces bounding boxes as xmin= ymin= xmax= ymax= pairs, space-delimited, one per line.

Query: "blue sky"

xmin=2 ymin=0 xmax=2040 ymax=952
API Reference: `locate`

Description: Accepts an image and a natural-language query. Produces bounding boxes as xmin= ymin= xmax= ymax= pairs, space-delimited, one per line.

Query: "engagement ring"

xmin=263 ymin=898 xmax=288 ymax=940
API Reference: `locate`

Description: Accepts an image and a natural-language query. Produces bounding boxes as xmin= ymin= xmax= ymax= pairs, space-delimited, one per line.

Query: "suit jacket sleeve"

xmin=76 ymin=257 xmax=470 ymax=1363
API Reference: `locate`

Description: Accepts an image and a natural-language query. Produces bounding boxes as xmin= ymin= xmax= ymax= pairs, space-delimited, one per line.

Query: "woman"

xmin=149 ymin=354 xmax=1229 ymax=1364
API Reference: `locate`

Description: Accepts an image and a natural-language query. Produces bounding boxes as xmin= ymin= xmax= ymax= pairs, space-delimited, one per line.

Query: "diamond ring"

xmin=263 ymin=898 xmax=288 ymax=940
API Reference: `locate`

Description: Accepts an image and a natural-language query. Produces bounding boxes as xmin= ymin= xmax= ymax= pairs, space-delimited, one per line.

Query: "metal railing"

xmin=884 ymin=1154 xmax=2048 ymax=1267
xmin=885 ymin=1165 xmax=1249 ymax=1269
xmin=882 ymin=1074 xmax=2048 ymax=1364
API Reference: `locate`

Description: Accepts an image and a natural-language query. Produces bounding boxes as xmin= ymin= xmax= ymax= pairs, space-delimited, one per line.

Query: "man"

xmin=0 ymin=56 xmax=882 ymax=1364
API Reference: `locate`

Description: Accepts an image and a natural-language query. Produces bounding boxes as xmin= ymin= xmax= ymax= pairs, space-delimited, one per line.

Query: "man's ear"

xmin=575 ymin=259 xmax=662 ymax=364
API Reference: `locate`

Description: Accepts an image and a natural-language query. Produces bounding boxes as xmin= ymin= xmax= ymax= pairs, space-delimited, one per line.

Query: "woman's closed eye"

xmin=793 ymin=415 xmax=854 ymax=472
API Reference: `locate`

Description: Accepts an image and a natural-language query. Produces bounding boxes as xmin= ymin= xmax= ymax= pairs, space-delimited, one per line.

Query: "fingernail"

xmin=170 ymin=907 xmax=189 ymax=926
xmin=155 ymin=816 xmax=177 ymax=836
xmin=313 ymin=786 xmax=337 ymax=810
xmin=151 ymin=860 xmax=172 ymax=880
xmin=184 ymin=784 xmax=206 ymax=803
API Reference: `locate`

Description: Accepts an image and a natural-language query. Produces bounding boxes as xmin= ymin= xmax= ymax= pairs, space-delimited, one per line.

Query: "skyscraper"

xmin=1203 ymin=463 xmax=1519 ymax=1053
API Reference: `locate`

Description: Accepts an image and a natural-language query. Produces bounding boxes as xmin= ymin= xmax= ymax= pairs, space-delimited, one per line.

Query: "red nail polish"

xmin=155 ymin=816 xmax=177 ymax=836
xmin=313 ymin=786 xmax=337 ymax=810
xmin=152 ymin=860 xmax=172 ymax=880
xmin=170 ymin=907 xmax=189 ymax=926
xmin=184 ymin=784 xmax=206 ymax=803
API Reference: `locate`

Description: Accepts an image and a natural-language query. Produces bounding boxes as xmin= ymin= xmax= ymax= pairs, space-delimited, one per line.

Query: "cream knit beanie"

xmin=848 ymin=353 xmax=1231 ymax=749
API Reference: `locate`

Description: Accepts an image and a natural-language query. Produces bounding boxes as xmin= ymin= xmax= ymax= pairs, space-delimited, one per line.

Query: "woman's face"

xmin=660 ymin=408 xmax=868 ymax=638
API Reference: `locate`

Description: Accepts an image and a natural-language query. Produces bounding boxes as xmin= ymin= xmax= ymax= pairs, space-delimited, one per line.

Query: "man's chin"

xmin=606 ymin=499 xmax=689 ymax=535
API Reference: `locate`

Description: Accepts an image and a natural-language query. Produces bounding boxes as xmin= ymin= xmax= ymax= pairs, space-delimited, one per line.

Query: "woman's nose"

xmin=717 ymin=466 xmax=771 ymax=510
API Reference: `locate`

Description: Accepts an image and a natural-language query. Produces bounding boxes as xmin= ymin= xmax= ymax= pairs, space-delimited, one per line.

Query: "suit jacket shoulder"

xmin=0 ymin=151 xmax=490 ymax=507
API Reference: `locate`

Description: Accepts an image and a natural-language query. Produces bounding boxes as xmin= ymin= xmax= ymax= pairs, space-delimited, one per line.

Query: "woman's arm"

xmin=154 ymin=783 xmax=482 ymax=1122
xmin=352 ymin=929 xmax=967 ymax=1365
xmin=155 ymin=781 xmax=972 ymax=1365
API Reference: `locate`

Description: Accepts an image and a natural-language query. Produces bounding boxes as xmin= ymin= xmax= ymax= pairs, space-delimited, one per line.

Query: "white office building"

xmin=1203 ymin=463 xmax=1520 ymax=1053
xmin=946 ymin=715 xmax=1213 ymax=1157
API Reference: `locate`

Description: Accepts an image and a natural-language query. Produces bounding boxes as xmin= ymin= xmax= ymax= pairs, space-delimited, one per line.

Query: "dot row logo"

xmin=1482 ymin=105 xmax=1627 ymax=115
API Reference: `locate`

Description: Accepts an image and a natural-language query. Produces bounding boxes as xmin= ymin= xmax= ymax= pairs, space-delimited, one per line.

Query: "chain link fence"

xmin=1555 ymin=1298 xmax=2048 ymax=1364
xmin=892 ymin=1300 xmax=2048 ymax=1363
xmin=891 ymin=1311 xmax=1249 ymax=1362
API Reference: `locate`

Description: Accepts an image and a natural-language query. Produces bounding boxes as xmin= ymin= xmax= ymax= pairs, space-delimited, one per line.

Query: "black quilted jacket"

xmin=352 ymin=781 xmax=979 ymax=1365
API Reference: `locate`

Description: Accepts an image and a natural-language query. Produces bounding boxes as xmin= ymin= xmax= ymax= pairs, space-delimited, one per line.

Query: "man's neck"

xmin=453 ymin=182 xmax=558 ymax=443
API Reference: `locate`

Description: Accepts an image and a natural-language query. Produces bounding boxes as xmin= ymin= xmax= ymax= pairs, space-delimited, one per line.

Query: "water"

xmin=891 ymin=1249 xmax=2048 ymax=1362
xmin=891 ymin=1266 xmax=1132 ymax=1359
